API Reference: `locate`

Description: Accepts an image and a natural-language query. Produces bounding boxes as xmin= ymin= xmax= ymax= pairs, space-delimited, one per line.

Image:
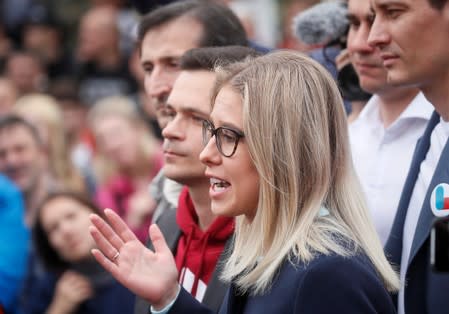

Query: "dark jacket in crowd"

xmin=22 ymin=262 xmax=135 ymax=314
xmin=385 ymin=111 xmax=449 ymax=314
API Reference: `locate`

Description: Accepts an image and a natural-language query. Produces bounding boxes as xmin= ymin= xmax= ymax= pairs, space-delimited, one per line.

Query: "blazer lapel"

xmin=408 ymin=134 xmax=449 ymax=267
xmin=202 ymin=237 xmax=233 ymax=311
xmin=385 ymin=111 xmax=440 ymax=266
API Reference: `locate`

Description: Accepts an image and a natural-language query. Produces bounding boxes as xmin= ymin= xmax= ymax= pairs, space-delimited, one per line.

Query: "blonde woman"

xmin=88 ymin=96 xmax=163 ymax=243
xmin=89 ymin=51 xmax=399 ymax=313
xmin=14 ymin=94 xmax=86 ymax=193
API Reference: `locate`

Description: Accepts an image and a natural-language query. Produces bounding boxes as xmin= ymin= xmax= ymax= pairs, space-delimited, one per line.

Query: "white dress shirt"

xmin=398 ymin=118 xmax=449 ymax=314
xmin=349 ymin=92 xmax=433 ymax=244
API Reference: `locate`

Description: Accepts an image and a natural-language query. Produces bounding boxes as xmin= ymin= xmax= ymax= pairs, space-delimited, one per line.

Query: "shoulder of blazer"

xmin=294 ymin=253 xmax=395 ymax=313
xmin=202 ymin=236 xmax=233 ymax=312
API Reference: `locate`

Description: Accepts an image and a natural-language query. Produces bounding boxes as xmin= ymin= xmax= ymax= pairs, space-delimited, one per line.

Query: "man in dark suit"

xmin=368 ymin=0 xmax=449 ymax=313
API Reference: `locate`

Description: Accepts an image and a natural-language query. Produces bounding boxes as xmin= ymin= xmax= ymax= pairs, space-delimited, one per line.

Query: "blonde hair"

xmin=214 ymin=50 xmax=399 ymax=294
xmin=14 ymin=94 xmax=86 ymax=193
xmin=88 ymin=96 xmax=160 ymax=183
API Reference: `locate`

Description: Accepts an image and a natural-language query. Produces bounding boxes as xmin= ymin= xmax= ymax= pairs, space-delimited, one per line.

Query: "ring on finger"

xmin=112 ymin=251 xmax=120 ymax=261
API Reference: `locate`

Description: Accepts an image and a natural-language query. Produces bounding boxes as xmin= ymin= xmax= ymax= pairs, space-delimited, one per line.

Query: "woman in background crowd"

xmin=88 ymin=96 xmax=162 ymax=243
xmin=25 ymin=191 xmax=134 ymax=314
xmin=14 ymin=93 xmax=87 ymax=193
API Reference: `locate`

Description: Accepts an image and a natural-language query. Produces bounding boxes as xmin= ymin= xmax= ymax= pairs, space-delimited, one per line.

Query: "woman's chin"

xmin=211 ymin=203 xmax=232 ymax=217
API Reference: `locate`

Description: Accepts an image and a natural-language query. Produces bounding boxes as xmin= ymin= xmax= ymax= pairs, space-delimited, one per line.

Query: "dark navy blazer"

xmin=168 ymin=252 xmax=396 ymax=314
xmin=385 ymin=111 xmax=449 ymax=314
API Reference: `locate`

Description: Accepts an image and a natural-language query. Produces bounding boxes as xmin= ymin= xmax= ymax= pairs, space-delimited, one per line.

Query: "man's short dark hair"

xmin=0 ymin=114 xmax=42 ymax=146
xmin=180 ymin=45 xmax=261 ymax=71
xmin=138 ymin=0 xmax=248 ymax=48
xmin=428 ymin=0 xmax=447 ymax=9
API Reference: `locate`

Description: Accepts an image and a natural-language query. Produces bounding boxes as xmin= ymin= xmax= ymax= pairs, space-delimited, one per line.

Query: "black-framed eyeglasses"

xmin=202 ymin=120 xmax=245 ymax=157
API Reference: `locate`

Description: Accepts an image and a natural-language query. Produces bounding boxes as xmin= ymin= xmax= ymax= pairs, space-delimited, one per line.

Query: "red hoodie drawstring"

xmin=191 ymin=232 xmax=211 ymax=297
xmin=177 ymin=225 xmax=195 ymax=284
xmin=175 ymin=187 xmax=234 ymax=300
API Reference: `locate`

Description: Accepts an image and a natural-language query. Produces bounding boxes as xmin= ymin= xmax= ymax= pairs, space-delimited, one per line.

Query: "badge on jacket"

xmin=431 ymin=183 xmax=449 ymax=217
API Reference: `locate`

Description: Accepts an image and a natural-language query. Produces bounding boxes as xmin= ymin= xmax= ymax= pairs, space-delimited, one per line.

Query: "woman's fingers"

xmin=104 ymin=208 xmax=138 ymax=243
xmin=91 ymin=248 xmax=121 ymax=279
xmin=89 ymin=224 xmax=121 ymax=261
xmin=149 ymin=224 xmax=171 ymax=256
xmin=90 ymin=213 xmax=125 ymax=251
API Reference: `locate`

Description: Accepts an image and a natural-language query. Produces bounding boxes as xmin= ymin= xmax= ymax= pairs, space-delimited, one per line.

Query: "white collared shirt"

xmin=398 ymin=118 xmax=449 ymax=314
xmin=349 ymin=92 xmax=433 ymax=245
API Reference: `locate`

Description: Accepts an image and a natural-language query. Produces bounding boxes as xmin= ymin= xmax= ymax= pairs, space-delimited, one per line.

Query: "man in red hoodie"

xmin=134 ymin=46 xmax=260 ymax=314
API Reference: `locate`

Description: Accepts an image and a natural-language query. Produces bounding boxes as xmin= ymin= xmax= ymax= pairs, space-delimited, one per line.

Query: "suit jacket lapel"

xmin=202 ymin=237 xmax=233 ymax=311
xmin=385 ymin=111 xmax=440 ymax=266
xmin=408 ymin=133 xmax=449 ymax=266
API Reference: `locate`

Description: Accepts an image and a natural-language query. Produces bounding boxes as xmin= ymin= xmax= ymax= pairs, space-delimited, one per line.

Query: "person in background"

xmin=88 ymin=0 xmax=139 ymax=58
xmin=0 ymin=115 xmax=57 ymax=313
xmin=368 ymin=0 xmax=449 ymax=312
xmin=14 ymin=93 xmax=87 ymax=194
xmin=24 ymin=190 xmax=134 ymax=314
xmin=88 ymin=96 xmax=162 ymax=243
xmin=292 ymin=0 xmax=361 ymax=114
xmin=334 ymin=49 xmax=369 ymax=123
xmin=0 ymin=78 xmax=18 ymax=117
xmin=0 ymin=114 xmax=55 ymax=226
xmin=0 ymin=23 xmax=13 ymax=65
xmin=278 ymin=0 xmax=320 ymax=51
xmin=0 ymin=174 xmax=29 ymax=314
xmin=75 ymin=5 xmax=137 ymax=107
xmin=49 ymin=77 xmax=96 ymax=196
xmin=346 ymin=0 xmax=433 ymax=245
xmin=20 ymin=10 xmax=72 ymax=80
xmin=89 ymin=50 xmax=399 ymax=314
xmin=3 ymin=50 xmax=48 ymax=96
xmin=128 ymin=46 xmax=162 ymax=140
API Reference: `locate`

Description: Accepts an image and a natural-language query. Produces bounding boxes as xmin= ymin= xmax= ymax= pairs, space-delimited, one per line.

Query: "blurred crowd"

xmin=1 ymin=0 xmax=447 ymax=313
xmin=0 ymin=1 xmax=329 ymax=313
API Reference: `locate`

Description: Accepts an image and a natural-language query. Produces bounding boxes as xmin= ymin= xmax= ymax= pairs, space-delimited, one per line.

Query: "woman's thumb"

xmin=149 ymin=224 xmax=170 ymax=255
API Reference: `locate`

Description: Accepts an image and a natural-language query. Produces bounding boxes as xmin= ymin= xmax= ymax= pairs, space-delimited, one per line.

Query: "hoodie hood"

xmin=175 ymin=187 xmax=234 ymax=300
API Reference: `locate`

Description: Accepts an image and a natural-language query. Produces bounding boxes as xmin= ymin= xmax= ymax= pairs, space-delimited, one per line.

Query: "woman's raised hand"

xmin=89 ymin=209 xmax=179 ymax=309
